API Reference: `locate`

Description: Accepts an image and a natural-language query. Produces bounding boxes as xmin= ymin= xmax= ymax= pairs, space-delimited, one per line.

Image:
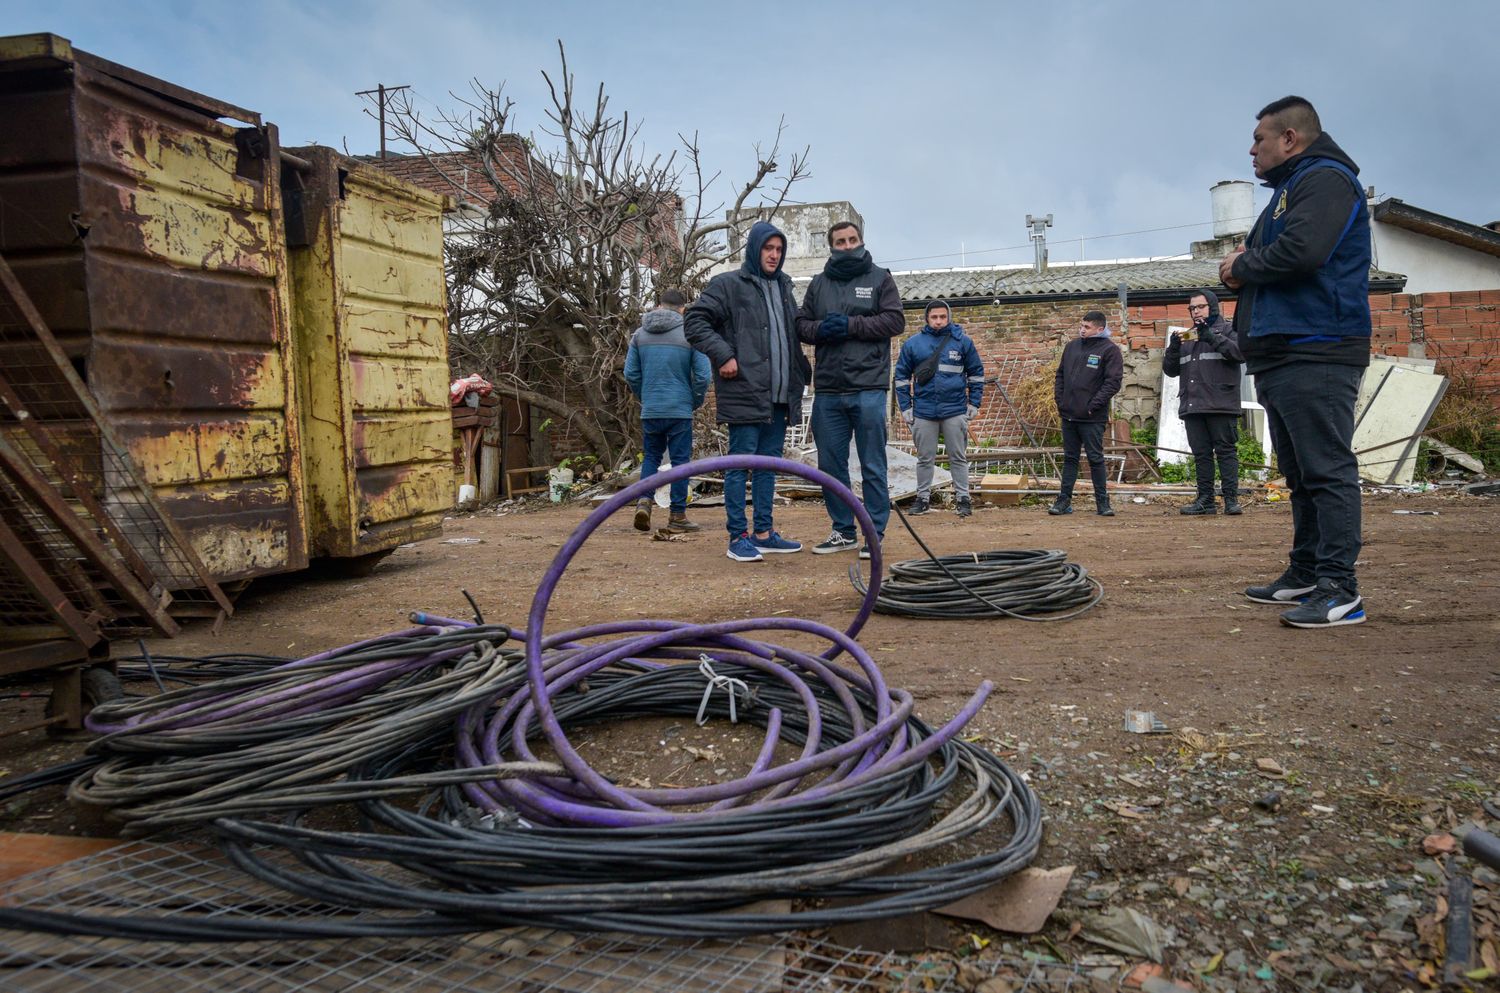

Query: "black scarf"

xmin=824 ymin=248 xmax=874 ymax=281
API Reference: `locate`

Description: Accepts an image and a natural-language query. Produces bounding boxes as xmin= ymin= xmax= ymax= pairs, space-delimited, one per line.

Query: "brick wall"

xmin=901 ymin=288 xmax=1500 ymax=442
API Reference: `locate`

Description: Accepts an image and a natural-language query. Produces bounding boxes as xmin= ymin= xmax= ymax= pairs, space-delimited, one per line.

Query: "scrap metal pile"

xmin=1 ymin=458 xmax=1042 ymax=941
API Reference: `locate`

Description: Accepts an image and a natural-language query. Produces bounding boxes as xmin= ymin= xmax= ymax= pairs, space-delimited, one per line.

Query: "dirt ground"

xmin=3 ymin=486 xmax=1499 ymax=989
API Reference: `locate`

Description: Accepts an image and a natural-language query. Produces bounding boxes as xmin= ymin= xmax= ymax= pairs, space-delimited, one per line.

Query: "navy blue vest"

xmin=1246 ymin=157 xmax=1371 ymax=342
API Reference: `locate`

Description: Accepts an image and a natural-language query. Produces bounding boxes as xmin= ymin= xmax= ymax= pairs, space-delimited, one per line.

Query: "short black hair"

xmin=1256 ymin=96 xmax=1322 ymax=139
xmin=827 ymin=221 xmax=861 ymax=247
xmin=1082 ymin=311 xmax=1107 ymax=327
xmin=657 ymin=288 xmax=688 ymax=308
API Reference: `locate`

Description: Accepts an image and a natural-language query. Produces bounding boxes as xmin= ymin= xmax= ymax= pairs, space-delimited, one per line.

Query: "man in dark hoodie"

xmin=624 ymin=288 xmax=712 ymax=533
xmin=1219 ymin=96 xmax=1369 ymax=629
xmin=685 ymin=220 xmax=812 ymax=563
xmin=795 ymin=220 xmax=905 ymax=558
xmin=1050 ymin=311 xmax=1123 ymax=517
xmin=1163 ymin=289 xmax=1245 ymax=516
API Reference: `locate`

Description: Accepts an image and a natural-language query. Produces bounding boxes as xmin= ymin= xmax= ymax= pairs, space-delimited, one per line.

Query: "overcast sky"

xmin=9 ymin=0 xmax=1498 ymax=269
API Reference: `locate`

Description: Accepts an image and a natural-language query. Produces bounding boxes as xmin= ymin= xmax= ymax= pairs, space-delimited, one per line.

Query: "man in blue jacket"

xmin=1220 ymin=96 xmax=1369 ymax=629
xmin=685 ymin=220 xmax=812 ymax=563
xmin=894 ymin=300 xmax=985 ymax=517
xmin=624 ymin=288 xmax=712 ymax=533
xmin=1050 ymin=312 xmax=1123 ymax=517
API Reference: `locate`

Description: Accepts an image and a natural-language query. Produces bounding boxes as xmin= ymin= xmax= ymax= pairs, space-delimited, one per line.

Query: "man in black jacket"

xmin=685 ymin=220 xmax=812 ymax=563
xmin=1164 ymin=289 xmax=1245 ymax=516
xmin=1050 ymin=311 xmax=1123 ymax=517
xmin=795 ymin=221 xmax=906 ymax=558
xmin=1220 ymin=96 xmax=1370 ymax=629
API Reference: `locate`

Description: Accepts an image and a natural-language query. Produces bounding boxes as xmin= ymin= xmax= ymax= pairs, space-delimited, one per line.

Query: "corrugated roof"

xmin=792 ymin=257 xmax=1406 ymax=303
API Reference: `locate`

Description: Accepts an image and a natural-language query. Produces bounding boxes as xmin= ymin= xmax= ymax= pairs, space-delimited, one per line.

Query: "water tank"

xmin=1210 ymin=180 xmax=1255 ymax=238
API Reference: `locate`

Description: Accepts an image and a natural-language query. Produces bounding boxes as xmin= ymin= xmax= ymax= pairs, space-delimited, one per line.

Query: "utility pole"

xmin=1025 ymin=213 xmax=1052 ymax=272
xmin=355 ymin=83 xmax=410 ymax=159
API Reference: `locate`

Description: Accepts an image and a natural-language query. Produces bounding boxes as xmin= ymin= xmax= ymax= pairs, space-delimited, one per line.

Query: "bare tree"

xmin=383 ymin=43 xmax=810 ymax=467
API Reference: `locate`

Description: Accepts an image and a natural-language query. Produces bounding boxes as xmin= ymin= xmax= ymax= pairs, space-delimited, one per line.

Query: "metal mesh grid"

xmin=0 ymin=256 xmax=229 ymax=624
xmin=0 ymin=839 xmax=1088 ymax=992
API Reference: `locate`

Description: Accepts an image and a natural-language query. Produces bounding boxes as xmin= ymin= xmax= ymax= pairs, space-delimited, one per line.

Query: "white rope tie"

xmin=696 ymin=655 xmax=749 ymax=726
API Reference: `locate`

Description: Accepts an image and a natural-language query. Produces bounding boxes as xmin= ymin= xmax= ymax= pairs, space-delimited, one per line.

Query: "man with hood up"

xmin=893 ymin=300 xmax=985 ymax=517
xmin=794 ymin=220 xmax=906 ymax=558
xmin=1049 ymin=311 xmax=1123 ymax=517
xmin=1220 ymin=96 xmax=1370 ymax=629
xmin=685 ymin=220 xmax=812 ymax=563
xmin=624 ymin=288 xmax=712 ymax=533
xmin=1163 ymin=288 xmax=1245 ymax=516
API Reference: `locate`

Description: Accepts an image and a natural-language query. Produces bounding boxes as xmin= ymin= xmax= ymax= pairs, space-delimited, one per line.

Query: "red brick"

xmin=1393 ymin=293 xmax=1414 ymax=309
xmin=1450 ymin=291 xmax=1482 ymax=305
xmin=1479 ymin=289 xmax=1500 ymax=305
xmin=1422 ymin=291 xmax=1452 ymax=307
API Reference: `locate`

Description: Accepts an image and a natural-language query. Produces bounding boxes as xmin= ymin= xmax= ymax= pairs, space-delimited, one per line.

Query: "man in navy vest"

xmin=795 ymin=221 xmax=905 ymax=559
xmin=1220 ymin=96 xmax=1370 ymax=629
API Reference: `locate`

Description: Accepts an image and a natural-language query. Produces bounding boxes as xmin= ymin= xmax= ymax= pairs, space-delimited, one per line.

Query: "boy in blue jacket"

xmin=894 ymin=300 xmax=985 ymax=517
xmin=624 ymin=288 xmax=712 ymax=532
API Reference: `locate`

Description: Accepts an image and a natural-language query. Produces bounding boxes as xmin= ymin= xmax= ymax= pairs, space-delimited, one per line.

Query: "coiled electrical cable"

xmin=1 ymin=455 xmax=1041 ymax=941
xmin=851 ymin=501 xmax=1104 ymax=620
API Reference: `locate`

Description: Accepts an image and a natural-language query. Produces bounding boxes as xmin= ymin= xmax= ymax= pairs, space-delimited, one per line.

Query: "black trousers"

xmin=1059 ymin=419 xmax=1108 ymax=501
xmin=1255 ymin=362 xmax=1363 ymax=591
xmin=1183 ymin=414 xmax=1240 ymax=498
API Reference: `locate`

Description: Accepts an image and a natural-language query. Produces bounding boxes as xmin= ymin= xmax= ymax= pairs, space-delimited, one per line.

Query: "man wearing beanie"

xmin=1163 ymin=289 xmax=1245 ymax=516
xmin=1050 ymin=311 xmax=1123 ymax=517
xmin=894 ymin=300 xmax=985 ymax=517
xmin=794 ymin=221 xmax=905 ymax=558
xmin=685 ymin=220 xmax=812 ymax=563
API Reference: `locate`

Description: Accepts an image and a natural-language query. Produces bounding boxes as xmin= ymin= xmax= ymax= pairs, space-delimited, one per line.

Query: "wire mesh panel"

xmin=0 ymin=255 xmax=230 ymax=630
xmin=0 ymin=839 xmax=1089 ymax=993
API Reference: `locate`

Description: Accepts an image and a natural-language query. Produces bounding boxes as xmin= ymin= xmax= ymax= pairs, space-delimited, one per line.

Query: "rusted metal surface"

xmin=286 ymin=146 xmax=454 ymax=558
xmin=0 ymin=34 xmax=308 ymax=583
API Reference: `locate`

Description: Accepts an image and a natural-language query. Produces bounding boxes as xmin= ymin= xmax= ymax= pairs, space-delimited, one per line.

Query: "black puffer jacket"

xmin=684 ymin=224 xmax=811 ymax=425
xmin=1054 ymin=334 xmax=1123 ymax=423
xmin=1163 ymin=288 xmax=1244 ymax=417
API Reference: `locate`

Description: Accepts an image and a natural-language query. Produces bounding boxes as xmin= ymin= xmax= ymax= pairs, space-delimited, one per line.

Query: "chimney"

xmin=1026 ymin=213 xmax=1052 ymax=272
xmin=1191 ymin=181 xmax=1255 ymax=260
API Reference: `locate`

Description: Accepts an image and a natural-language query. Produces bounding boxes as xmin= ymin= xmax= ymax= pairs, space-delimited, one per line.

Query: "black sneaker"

xmin=956 ymin=498 xmax=972 ymax=518
xmin=812 ymin=531 xmax=858 ymax=554
xmin=909 ymin=496 xmax=931 ymax=516
xmin=1279 ymin=579 xmax=1366 ymax=628
xmin=859 ymin=542 xmax=877 ymax=561
xmin=1047 ymin=498 xmax=1072 ymax=516
xmin=1244 ymin=571 xmax=1317 ymax=604
xmin=633 ymin=499 xmax=652 ymax=532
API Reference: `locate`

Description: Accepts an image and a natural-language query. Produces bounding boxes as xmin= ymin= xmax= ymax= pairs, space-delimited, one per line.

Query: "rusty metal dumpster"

xmin=0 ymin=33 xmax=309 ymax=583
xmin=282 ymin=147 xmax=454 ymax=560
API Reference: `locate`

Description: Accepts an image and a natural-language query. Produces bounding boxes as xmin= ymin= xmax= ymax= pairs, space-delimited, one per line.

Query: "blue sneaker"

xmin=726 ymin=534 xmax=764 ymax=562
xmin=1278 ymin=579 xmax=1366 ymax=628
xmin=750 ymin=530 xmax=802 ymax=554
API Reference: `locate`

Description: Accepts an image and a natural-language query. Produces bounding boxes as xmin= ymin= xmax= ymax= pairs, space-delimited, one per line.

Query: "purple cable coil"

xmin=458 ymin=454 xmax=994 ymax=828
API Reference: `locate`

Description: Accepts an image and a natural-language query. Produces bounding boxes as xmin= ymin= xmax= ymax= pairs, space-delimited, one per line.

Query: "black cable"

xmin=852 ymin=501 xmax=1104 ymax=621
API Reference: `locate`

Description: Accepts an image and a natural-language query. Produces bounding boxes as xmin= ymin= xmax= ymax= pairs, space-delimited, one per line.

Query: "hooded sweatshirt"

xmin=683 ymin=220 xmax=811 ymax=425
xmin=1163 ymin=288 xmax=1244 ymax=417
xmin=1054 ymin=327 xmax=1123 ymax=423
xmin=1229 ymin=132 xmax=1371 ymax=373
xmin=624 ymin=307 xmax=712 ymax=419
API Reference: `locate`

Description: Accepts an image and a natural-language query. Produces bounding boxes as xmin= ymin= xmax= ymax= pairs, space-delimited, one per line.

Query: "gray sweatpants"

xmin=912 ymin=415 xmax=970 ymax=499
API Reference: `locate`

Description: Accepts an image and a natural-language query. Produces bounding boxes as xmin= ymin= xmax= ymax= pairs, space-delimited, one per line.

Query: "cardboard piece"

xmin=934 ymin=865 xmax=1075 ymax=934
xmin=974 ymin=473 xmax=1027 ymax=506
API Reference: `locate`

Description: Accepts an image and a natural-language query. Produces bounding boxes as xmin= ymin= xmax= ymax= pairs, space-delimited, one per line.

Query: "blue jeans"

xmin=811 ymin=390 xmax=889 ymax=539
xmin=724 ymin=406 xmax=787 ymax=537
xmin=1255 ymin=362 xmax=1363 ymax=590
xmin=640 ymin=417 xmax=694 ymax=513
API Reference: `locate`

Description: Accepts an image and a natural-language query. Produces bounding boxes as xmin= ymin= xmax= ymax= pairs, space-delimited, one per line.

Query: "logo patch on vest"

xmin=1273 ymin=189 xmax=1288 ymax=219
xmin=1086 ymin=354 xmax=1101 ymax=368
xmin=947 ymin=349 xmax=960 ymax=361
xmin=854 ymin=286 xmax=873 ymax=300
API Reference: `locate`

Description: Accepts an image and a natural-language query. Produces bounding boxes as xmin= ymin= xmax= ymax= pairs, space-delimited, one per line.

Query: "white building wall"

xmin=1371 ymin=221 xmax=1500 ymax=294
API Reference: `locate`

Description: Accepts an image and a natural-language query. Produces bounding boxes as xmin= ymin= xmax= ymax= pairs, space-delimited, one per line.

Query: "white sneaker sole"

xmin=811 ymin=544 xmax=858 ymax=555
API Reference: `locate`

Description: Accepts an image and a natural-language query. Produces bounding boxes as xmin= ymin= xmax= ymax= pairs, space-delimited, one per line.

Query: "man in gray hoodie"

xmin=624 ymin=288 xmax=711 ymax=532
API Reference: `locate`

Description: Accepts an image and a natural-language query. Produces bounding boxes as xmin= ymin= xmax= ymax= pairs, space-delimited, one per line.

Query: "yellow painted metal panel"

xmin=343 ymin=307 xmax=446 ymax=361
xmin=119 ymin=415 xmax=290 ymax=487
xmin=351 ymin=414 xmax=451 ymax=469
